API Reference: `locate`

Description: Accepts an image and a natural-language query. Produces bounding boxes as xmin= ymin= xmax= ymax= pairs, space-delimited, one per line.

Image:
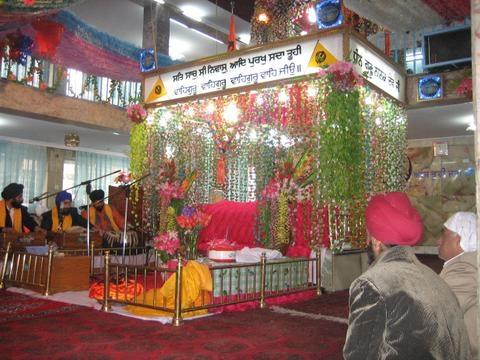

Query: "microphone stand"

xmin=30 ymin=169 xmax=121 ymax=256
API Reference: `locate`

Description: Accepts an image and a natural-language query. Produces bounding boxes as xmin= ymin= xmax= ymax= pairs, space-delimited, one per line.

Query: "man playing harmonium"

xmin=0 ymin=183 xmax=45 ymax=234
xmin=41 ymin=191 xmax=87 ymax=232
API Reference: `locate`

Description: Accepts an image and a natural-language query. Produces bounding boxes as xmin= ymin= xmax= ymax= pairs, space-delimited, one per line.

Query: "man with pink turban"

xmin=437 ymin=211 xmax=478 ymax=358
xmin=344 ymin=192 xmax=470 ymax=359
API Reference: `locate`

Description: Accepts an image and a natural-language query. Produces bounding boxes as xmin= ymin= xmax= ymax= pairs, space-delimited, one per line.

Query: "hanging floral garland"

xmin=129 ymin=65 xmax=406 ymax=252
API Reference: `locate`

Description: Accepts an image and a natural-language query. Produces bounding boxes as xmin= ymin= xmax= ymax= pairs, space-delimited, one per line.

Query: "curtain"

xmin=0 ymin=139 xmax=48 ymax=211
xmin=73 ymin=151 xmax=129 ymax=207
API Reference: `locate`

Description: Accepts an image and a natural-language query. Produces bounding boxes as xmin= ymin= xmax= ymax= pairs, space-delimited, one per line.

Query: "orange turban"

xmin=366 ymin=192 xmax=423 ymax=246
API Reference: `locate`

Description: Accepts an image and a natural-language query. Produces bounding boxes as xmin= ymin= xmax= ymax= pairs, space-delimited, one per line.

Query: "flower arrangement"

xmin=126 ymin=103 xmax=147 ymax=124
xmin=157 ymin=159 xmax=200 ymax=234
xmin=319 ymin=61 xmax=364 ymax=92
xmin=114 ymin=171 xmax=132 ymax=184
xmin=455 ymin=77 xmax=472 ymax=98
xmin=259 ymin=150 xmax=314 ymax=251
xmin=176 ymin=206 xmax=212 ymax=259
xmin=153 ymin=230 xmax=180 ymax=263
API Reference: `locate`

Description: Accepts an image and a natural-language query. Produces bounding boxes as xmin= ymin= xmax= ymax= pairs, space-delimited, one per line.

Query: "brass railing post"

xmin=90 ymin=241 xmax=95 ymax=276
xmin=316 ymin=248 xmax=322 ymax=296
xmin=259 ymin=253 xmax=267 ymax=309
xmin=0 ymin=242 xmax=12 ymax=290
xmin=44 ymin=245 xmax=54 ymax=296
xmin=172 ymin=254 xmax=183 ymax=326
xmin=101 ymin=251 xmax=111 ymax=312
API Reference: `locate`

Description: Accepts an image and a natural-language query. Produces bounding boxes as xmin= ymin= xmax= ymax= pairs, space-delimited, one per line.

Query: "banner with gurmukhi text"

xmin=144 ymin=33 xmax=343 ymax=105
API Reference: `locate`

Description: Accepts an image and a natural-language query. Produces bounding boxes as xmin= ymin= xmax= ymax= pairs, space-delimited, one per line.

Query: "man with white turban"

xmin=344 ymin=192 xmax=470 ymax=359
xmin=437 ymin=211 xmax=478 ymax=358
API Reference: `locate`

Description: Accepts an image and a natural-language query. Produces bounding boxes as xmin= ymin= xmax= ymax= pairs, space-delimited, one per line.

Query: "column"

xmin=472 ymin=0 xmax=480 ymax=350
xmin=143 ymin=2 xmax=170 ymax=56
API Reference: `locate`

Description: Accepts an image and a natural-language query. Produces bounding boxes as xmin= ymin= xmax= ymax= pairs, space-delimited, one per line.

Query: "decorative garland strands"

xmin=128 ymin=61 xmax=407 ymax=252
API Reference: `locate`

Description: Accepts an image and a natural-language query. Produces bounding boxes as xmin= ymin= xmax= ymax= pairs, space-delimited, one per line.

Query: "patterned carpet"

xmin=0 ymin=292 xmax=84 ymax=323
xmin=0 ymin=290 xmax=348 ymax=359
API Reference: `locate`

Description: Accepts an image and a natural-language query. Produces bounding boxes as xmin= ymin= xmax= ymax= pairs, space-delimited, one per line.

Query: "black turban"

xmin=1 ymin=183 xmax=24 ymax=200
xmin=89 ymin=189 xmax=105 ymax=202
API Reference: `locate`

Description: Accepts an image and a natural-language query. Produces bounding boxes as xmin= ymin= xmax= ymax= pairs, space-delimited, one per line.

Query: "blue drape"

xmin=0 ymin=140 xmax=48 ymax=211
xmin=73 ymin=151 xmax=129 ymax=206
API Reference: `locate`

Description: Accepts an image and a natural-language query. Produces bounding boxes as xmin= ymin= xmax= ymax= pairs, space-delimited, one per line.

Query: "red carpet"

xmin=0 ymin=290 xmax=348 ymax=359
xmin=0 ymin=292 xmax=84 ymax=323
xmin=281 ymin=290 xmax=349 ymax=319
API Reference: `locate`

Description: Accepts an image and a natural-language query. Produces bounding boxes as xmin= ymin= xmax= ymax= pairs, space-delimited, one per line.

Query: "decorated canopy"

xmin=134 ymin=27 xmax=408 ymax=254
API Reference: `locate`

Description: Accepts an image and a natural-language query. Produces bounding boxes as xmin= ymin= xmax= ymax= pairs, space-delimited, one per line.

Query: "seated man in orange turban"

xmin=344 ymin=192 xmax=470 ymax=359
xmin=0 ymin=183 xmax=45 ymax=234
xmin=83 ymin=189 xmax=124 ymax=235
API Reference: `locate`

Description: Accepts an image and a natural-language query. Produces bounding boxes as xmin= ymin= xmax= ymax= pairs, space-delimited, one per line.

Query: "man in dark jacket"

xmin=344 ymin=192 xmax=470 ymax=359
xmin=41 ymin=191 xmax=87 ymax=232
xmin=0 ymin=183 xmax=45 ymax=234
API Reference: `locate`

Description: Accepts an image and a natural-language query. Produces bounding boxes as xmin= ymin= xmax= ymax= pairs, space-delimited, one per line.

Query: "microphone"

xmin=29 ymin=192 xmax=49 ymax=204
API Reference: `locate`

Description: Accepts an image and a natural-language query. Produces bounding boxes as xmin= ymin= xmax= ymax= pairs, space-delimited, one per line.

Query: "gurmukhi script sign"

xmin=144 ymin=33 xmax=343 ymax=105
xmin=350 ymin=36 xmax=405 ymax=102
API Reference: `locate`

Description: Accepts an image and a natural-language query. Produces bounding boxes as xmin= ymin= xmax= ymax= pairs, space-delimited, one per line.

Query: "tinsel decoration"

xmin=250 ymin=0 xmax=315 ymax=44
xmin=6 ymin=30 xmax=34 ymax=66
xmin=275 ymin=192 xmax=290 ymax=251
xmin=128 ymin=71 xmax=406 ymax=252
xmin=31 ymin=19 xmax=64 ymax=59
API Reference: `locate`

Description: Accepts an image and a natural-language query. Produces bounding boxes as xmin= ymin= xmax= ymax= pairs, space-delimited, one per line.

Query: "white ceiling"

xmin=0 ymin=112 xmax=130 ymax=155
xmin=69 ymin=0 xmax=251 ymax=61
xmin=406 ymin=102 xmax=474 ymax=139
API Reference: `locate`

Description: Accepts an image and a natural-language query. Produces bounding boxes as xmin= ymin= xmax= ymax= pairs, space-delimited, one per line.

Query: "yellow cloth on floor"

xmin=126 ymin=261 xmax=212 ymax=318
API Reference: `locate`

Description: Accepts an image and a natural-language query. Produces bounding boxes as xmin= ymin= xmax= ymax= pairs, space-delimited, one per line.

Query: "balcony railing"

xmin=0 ymin=54 xmax=141 ymax=108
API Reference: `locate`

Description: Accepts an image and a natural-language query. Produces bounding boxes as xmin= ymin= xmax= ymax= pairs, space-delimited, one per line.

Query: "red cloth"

xmin=32 ymin=19 xmax=64 ymax=59
xmin=286 ymin=201 xmax=312 ymax=257
xmin=198 ymin=200 xmax=257 ymax=250
xmin=366 ymin=192 xmax=423 ymax=246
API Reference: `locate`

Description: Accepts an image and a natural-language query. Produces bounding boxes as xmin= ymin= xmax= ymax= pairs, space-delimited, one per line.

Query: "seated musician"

xmin=41 ymin=191 xmax=87 ymax=232
xmin=0 ymin=183 xmax=46 ymax=234
xmin=83 ymin=189 xmax=124 ymax=236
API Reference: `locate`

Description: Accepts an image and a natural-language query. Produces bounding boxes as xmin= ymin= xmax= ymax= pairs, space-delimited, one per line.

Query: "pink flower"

xmin=126 ymin=104 xmax=147 ymax=124
xmin=262 ymin=179 xmax=280 ymax=199
xmin=115 ymin=171 xmax=132 ymax=184
xmin=158 ymin=181 xmax=184 ymax=203
xmin=456 ymin=77 xmax=472 ymax=97
xmin=153 ymin=231 xmax=180 ymax=255
xmin=318 ymin=61 xmax=363 ymax=91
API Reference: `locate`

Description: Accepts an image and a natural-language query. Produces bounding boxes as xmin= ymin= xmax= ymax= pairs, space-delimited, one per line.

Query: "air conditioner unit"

xmin=423 ymin=25 xmax=471 ymax=71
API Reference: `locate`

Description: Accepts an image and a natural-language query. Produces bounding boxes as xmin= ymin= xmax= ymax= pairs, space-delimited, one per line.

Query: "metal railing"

xmin=0 ymin=54 xmax=141 ymax=107
xmin=0 ymin=243 xmax=322 ymax=326
xmin=0 ymin=243 xmax=54 ymax=295
xmin=100 ymin=252 xmax=322 ymax=326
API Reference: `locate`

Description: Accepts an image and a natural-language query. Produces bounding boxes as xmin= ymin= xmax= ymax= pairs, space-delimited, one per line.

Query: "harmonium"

xmin=46 ymin=231 xmax=103 ymax=249
xmin=1 ymin=232 xmax=46 ymax=250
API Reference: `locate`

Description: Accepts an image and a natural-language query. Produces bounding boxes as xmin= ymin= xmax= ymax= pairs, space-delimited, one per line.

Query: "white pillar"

xmin=472 ymin=0 xmax=480 ymax=352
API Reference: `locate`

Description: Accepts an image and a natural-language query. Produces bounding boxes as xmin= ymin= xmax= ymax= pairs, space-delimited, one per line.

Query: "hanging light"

xmin=256 ymin=94 xmax=264 ymax=105
xmin=258 ymin=12 xmax=269 ymax=23
xmin=223 ymin=102 xmax=240 ymax=124
xmin=307 ymin=7 xmax=317 ymax=24
xmin=206 ymin=102 xmax=216 ymax=114
xmin=64 ymin=133 xmax=80 ymax=147
xmin=146 ymin=114 xmax=155 ymax=125
xmin=307 ymin=85 xmax=317 ymax=97
xmin=278 ymin=90 xmax=289 ymax=103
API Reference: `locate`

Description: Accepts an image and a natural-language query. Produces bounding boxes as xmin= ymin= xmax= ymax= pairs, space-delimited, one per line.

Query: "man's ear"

xmin=453 ymin=233 xmax=462 ymax=248
xmin=371 ymin=237 xmax=383 ymax=252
